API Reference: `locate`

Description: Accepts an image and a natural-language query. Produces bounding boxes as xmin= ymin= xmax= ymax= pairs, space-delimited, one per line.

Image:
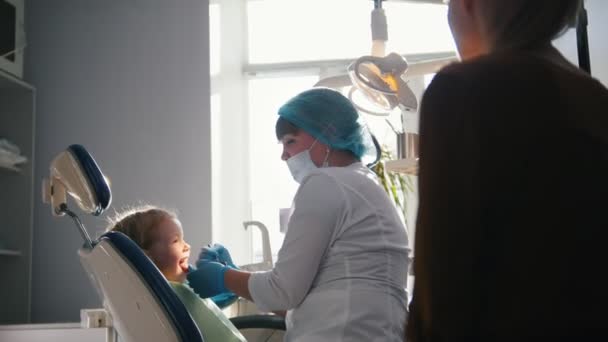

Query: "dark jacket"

xmin=408 ymin=49 xmax=608 ymax=341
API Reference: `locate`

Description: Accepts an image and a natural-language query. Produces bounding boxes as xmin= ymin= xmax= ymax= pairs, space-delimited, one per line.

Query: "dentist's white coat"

xmin=249 ymin=162 xmax=410 ymax=341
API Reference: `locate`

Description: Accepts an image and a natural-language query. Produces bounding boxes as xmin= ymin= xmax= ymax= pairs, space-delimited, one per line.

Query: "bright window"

xmin=247 ymin=0 xmax=454 ymax=63
xmin=210 ymin=94 xmax=222 ymax=241
xmin=248 ymin=76 xmax=318 ymax=261
xmin=210 ymin=0 xmax=455 ymax=264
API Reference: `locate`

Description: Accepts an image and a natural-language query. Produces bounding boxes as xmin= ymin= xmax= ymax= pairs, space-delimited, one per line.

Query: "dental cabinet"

xmin=0 ymin=69 xmax=35 ymax=324
xmin=0 ymin=323 xmax=114 ymax=342
xmin=385 ymin=157 xmax=418 ymax=175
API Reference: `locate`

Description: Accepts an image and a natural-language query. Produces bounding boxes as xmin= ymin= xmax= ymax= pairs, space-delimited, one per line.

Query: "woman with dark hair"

xmin=189 ymin=88 xmax=411 ymax=341
xmin=409 ymin=0 xmax=608 ymax=340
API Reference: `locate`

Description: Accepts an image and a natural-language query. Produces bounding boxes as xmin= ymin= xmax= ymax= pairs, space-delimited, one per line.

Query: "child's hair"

xmin=106 ymin=205 xmax=177 ymax=250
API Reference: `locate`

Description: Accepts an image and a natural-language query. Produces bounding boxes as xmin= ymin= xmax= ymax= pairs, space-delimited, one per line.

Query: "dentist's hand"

xmin=199 ymin=243 xmax=238 ymax=269
xmin=187 ymin=261 xmax=229 ymax=298
xmin=188 ymin=263 xmax=239 ymax=308
xmin=210 ymin=292 xmax=239 ymax=309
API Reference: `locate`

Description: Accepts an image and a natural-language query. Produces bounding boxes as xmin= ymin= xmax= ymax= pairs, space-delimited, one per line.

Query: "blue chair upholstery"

xmin=100 ymin=231 xmax=204 ymax=342
xmin=67 ymin=144 xmax=111 ymax=215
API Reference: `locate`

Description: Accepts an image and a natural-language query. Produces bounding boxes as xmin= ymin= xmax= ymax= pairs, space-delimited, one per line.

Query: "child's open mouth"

xmin=179 ymin=257 xmax=189 ymax=272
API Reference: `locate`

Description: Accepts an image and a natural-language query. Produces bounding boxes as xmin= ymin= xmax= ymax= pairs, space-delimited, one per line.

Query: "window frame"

xmin=210 ymin=0 xmax=455 ymax=264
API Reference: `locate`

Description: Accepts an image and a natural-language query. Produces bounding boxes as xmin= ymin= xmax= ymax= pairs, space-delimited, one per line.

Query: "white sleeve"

xmin=248 ymin=173 xmax=345 ymax=312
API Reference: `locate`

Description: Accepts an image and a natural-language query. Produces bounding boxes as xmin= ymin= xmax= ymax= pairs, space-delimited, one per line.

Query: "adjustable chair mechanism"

xmin=42 ymin=144 xmax=285 ymax=342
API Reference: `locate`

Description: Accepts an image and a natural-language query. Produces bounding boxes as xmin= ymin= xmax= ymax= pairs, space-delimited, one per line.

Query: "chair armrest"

xmin=229 ymin=314 xmax=286 ymax=331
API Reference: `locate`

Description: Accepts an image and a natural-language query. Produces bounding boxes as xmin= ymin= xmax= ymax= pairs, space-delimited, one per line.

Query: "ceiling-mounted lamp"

xmin=347 ymin=52 xmax=417 ymax=115
xmin=347 ymin=0 xmax=411 ymax=115
xmin=315 ymin=0 xmax=456 ymax=116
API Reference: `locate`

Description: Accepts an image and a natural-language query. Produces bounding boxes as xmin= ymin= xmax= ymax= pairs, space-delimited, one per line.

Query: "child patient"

xmin=107 ymin=205 xmax=245 ymax=342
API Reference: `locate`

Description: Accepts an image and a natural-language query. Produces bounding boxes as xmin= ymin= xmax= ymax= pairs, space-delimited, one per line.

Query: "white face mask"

xmin=286 ymin=140 xmax=330 ymax=183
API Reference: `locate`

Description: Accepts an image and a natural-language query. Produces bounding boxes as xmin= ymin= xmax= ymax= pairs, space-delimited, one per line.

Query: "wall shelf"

xmin=385 ymin=158 xmax=418 ymax=175
xmin=0 ymin=70 xmax=33 ymax=91
xmin=0 ymin=164 xmax=22 ymax=172
xmin=0 ymin=68 xmax=35 ymax=323
xmin=0 ymin=249 xmax=22 ymax=257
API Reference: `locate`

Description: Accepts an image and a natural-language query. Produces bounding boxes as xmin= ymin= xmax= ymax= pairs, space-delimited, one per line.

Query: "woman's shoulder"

xmin=439 ymin=51 xmax=598 ymax=86
xmin=437 ymin=53 xmax=538 ymax=84
xmin=423 ymin=51 xmax=608 ymax=142
xmin=298 ymin=168 xmax=347 ymax=196
xmin=304 ymin=164 xmax=374 ymax=187
xmin=427 ymin=51 xmax=606 ymax=108
xmin=297 ymin=164 xmax=378 ymax=201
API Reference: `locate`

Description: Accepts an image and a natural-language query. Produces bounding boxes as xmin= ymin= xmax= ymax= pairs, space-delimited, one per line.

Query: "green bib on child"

xmin=170 ymin=282 xmax=246 ymax=342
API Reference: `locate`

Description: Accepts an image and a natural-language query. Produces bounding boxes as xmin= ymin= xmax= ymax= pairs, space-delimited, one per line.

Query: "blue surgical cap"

xmin=278 ymin=88 xmax=372 ymax=160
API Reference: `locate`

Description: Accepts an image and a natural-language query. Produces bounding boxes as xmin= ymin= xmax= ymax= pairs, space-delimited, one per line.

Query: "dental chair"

xmin=42 ymin=144 xmax=285 ymax=342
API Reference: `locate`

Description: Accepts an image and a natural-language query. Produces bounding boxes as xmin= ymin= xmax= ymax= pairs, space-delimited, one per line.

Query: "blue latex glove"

xmin=199 ymin=243 xmax=238 ymax=269
xmin=210 ymin=292 xmax=239 ymax=309
xmin=187 ymin=264 xmax=238 ymax=307
xmin=186 ymin=261 xmax=229 ymax=298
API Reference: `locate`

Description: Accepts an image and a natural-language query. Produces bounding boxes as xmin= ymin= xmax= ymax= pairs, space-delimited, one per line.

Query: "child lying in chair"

xmin=107 ymin=205 xmax=246 ymax=342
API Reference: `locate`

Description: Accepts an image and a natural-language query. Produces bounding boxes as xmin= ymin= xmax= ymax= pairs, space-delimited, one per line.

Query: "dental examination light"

xmin=42 ymin=144 xmax=111 ymax=248
xmin=315 ymin=0 xmax=457 ymax=116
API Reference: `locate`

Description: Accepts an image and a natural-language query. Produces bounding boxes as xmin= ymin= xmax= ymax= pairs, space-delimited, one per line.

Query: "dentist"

xmin=188 ymin=88 xmax=410 ymax=341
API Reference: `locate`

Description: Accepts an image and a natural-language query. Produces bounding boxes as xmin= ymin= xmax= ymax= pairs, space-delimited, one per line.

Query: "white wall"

xmin=554 ymin=0 xmax=608 ymax=85
xmin=586 ymin=0 xmax=608 ymax=84
xmin=25 ymin=0 xmax=211 ymax=323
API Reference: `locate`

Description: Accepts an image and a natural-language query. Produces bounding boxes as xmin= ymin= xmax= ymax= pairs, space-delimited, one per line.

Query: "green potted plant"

xmin=371 ymin=145 xmax=415 ymax=229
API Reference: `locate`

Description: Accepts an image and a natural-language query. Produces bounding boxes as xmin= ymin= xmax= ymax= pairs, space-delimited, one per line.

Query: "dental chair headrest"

xmin=43 ymin=144 xmax=111 ymax=216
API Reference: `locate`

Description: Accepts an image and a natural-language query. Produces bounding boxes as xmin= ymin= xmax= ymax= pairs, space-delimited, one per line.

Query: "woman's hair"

xmin=106 ymin=205 xmax=177 ymax=250
xmin=478 ymin=0 xmax=582 ymax=51
xmin=275 ymin=116 xmax=300 ymax=140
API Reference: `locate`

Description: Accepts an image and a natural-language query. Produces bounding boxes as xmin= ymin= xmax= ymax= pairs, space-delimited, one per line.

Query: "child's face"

xmin=146 ymin=217 xmax=191 ymax=283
